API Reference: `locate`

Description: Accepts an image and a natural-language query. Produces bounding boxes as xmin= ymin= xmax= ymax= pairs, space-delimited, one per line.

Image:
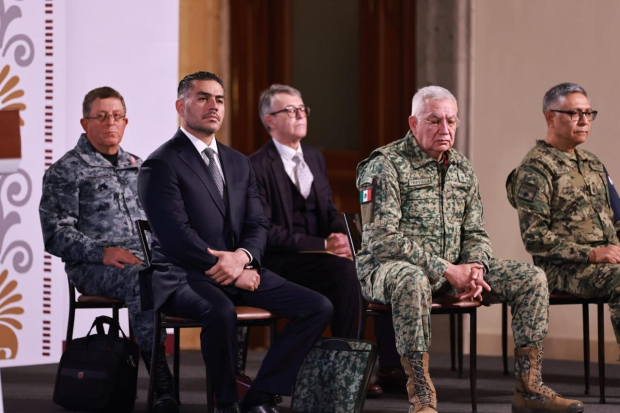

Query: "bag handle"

xmin=87 ymin=316 xmax=130 ymax=343
xmin=317 ymin=338 xmax=352 ymax=351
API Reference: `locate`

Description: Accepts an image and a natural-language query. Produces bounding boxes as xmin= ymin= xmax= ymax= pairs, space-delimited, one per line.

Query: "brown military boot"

xmin=513 ymin=346 xmax=584 ymax=413
xmin=400 ymin=352 xmax=438 ymax=413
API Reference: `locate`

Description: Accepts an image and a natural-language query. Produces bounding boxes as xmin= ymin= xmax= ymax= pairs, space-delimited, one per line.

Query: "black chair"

xmin=135 ymin=219 xmax=278 ymax=413
xmin=66 ymin=278 xmax=132 ymax=344
xmin=342 ymin=213 xmax=480 ymax=412
xmin=501 ymin=293 xmax=608 ymax=403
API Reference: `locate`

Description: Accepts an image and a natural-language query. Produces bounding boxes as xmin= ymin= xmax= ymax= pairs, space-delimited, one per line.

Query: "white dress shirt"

xmin=271 ymin=138 xmax=314 ymax=184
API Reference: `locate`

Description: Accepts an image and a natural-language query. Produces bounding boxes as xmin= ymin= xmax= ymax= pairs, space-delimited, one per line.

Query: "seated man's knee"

xmin=314 ymin=293 xmax=334 ymax=323
xmin=391 ymin=262 xmax=430 ymax=291
xmin=524 ymin=265 xmax=549 ymax=295
xmin=203 ymin=300 xmax=237 ymax=332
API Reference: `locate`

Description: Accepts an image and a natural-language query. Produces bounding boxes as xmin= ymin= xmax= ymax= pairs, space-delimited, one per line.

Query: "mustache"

xmin=202 ymin=111 xmax=220 ymax=120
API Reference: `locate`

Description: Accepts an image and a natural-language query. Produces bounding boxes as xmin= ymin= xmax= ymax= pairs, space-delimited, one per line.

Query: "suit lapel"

xmin=175 ymin=131 xmax=226 ymax=216
xmin=305 ymin=149 xmax=329 ymax=230
xmin=266 ymin=141 xmax=294 ymax=229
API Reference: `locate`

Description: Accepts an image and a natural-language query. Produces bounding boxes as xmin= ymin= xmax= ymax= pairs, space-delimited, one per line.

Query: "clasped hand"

xmin=443 ymin=263 xmax=491 ymax=301
xmin=205 ymin=248 xmax=259 ymax=291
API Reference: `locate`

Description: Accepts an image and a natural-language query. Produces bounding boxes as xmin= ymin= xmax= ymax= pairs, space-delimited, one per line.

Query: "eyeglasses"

xmin=269 ymin=106 xmax=311 ymax=118
xmin=421 ymin=117 xmax=460 ymax=129
xmin=550 ymin=109 xmax=598 ymax=121
xmin=85 ymin=113 xmax=127 ymax=123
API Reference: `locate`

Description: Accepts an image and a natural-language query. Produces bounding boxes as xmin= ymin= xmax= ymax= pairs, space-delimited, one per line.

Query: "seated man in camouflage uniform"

xmin=39 ymin=87 xmax=178 ymax=413
xmin=356 ymin=86 xmax=583 ymax=413
xmin=508 ymin=82 xmax=620 ymax=359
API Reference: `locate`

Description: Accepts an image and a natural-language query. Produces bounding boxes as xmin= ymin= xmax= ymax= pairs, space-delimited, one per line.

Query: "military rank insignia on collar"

xmin=458 ymin=173 xmax=466 ymax=183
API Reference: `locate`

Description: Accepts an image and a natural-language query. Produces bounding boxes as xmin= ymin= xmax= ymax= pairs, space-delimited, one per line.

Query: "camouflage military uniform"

xmin=507 ymin=139 xmax=620 ymax=346
xmin=39 ymin=134 xmax=156 ymax=352
xmin=356 ymin=131 xmax=549 ymax=356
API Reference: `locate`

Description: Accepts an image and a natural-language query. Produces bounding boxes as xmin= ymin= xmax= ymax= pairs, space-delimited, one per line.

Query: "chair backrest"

xmin=342 ymin=212 xmax=363 ymax=260
xmin=135 ymin=219 xmax=154 ymax=311
xmin=135 ymin=219 xmax=152 ymax=266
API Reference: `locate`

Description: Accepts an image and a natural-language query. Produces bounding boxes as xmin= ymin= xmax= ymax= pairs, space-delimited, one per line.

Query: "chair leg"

xmin=470 ymin=309 xmax=478 ymax=413
xmin=206 ymin=370 xmax=215 ymax=413
xmin=147 ymin=312 xmax=162 ymax=413
xmin=174 ymin=327 xmax=181 ymax=404
xmin=237 ymin=326 xmax=249 ymax=375
xmin=458 ymin=313 xmax=464 ymax=379
xmin=66 ymin=304 xmax=75 ymax=345
xmin=113 ymin=306 xmax=119 ymax=324
xmin=502 ymin=302 xmax=508 ymax=376
xmin=597 ymin=301 xmax=605 ymax=404
xmin=582 ymin=303 xmax=590 ymax=395
xmin=269 ymin=319 xmax=277 ymax=345
xmin=450 ymin=313 xmax=456 ymax=372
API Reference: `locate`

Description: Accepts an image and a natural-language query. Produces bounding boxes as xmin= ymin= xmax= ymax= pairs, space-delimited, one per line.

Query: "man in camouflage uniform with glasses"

xmin=39 ymin=87 xmax=178 ymax=413
xmin=508 ymin=82 xmax=620 ymax=363
xmin=356 ymin=86 xmax=583 ymax=413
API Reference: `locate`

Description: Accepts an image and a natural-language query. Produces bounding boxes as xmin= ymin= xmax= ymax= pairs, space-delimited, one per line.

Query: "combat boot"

xmin=400 ymin=352 xmax=438 ymax=413
xmin=143 ymin=348 xmax=179 ymax=413
xmin=513 ymin=346 xmax=584 ymax=413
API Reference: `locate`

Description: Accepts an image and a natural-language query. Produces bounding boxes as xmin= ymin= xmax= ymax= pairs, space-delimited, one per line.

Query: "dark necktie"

xmin=203 ymin=148 xmax=225 ymax=200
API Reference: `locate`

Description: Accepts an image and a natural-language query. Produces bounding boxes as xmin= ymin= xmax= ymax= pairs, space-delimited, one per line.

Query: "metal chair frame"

xmin=66 ymin=278 xmax=131 ymax=344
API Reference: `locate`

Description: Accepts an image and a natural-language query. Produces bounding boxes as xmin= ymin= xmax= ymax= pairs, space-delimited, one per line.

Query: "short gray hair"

xmin=258 ymin=84 xmax=302 ymax=132
xmin=542 ymin=83 xmax=588 ymax=114
xmin=411 ymin=86 xmax=457 ymax=117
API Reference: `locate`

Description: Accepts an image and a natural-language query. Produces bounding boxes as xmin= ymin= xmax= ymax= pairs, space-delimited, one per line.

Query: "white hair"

xmin=411 ymin=86 xmax=457 ymax=117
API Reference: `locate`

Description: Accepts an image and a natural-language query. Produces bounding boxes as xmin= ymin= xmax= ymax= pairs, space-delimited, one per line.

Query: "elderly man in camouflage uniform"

xmin=508 ymin=82 xmax=620 ymax=355
xmin=39 ymin=87 xmax=178 ymax=413
xmin=356 ymin=86 xmax=583 ymax=413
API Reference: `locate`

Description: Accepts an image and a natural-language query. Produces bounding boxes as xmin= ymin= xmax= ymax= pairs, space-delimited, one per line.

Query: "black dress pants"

xmin=161 ymin=271 xmax=333 ymax=404
xmin=263 ymin=252 xmax=359 ymax=339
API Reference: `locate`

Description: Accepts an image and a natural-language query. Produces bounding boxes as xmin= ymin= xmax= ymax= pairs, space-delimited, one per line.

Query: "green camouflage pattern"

xmin=506 ymin=140 xmax=619 ymax=262
xmin=356 ymin=132 xmax=549 ymax=355
xmin=39 ymin=134 xmax=159 ymax=353
xmin=507 ymin=140 xmax=620 ymax=346
xmin=291 ymin=338 xmax=376 ymax=413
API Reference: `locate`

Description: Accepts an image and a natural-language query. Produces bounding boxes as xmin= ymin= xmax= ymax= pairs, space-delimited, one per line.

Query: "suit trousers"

xmin=263 ymin=253 xmax=359 ymax=339
xmin=161 ymin=272 xmax=333 ymax=404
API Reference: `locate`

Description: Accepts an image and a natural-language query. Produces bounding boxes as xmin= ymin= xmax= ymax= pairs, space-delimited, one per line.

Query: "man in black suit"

xmin=250 ymin=85 xmax=404 ymax=397
xmin=138 ymin=72 xmax=333 ymax=413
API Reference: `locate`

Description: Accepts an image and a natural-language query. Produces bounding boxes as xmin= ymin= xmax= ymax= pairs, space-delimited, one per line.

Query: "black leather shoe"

xmin=241 ymin=402 xmax=281 ymax=413
xmin=215 ymin=404 xmax=241 ymax=413
xmin=375 ymin=366 xmax=407 ymax=393
xmin=366 ymin=382 xmax=383 ymax=398
xmin=142 ymin=348 xmax=180 ymax=413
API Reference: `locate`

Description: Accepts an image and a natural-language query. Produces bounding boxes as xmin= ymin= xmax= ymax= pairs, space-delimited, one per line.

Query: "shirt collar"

xmin=272 ymin=137 xmax=303 ymax=161
xmin=181 ymin=126 xmax=219 ymax=155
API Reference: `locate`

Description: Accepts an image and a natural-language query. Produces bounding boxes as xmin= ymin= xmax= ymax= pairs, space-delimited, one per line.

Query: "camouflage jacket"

xmin=355 ymin=131 xmax=492 ymax=288
xmin=39 ymin=134 xmax=146 ymax=266
xmin=506 ymin=140 xmax=620 ymax=264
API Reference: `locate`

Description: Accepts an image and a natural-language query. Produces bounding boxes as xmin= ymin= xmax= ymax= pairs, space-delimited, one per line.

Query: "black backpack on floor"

xmin=53 ymin=316 xmax=139 ymax=412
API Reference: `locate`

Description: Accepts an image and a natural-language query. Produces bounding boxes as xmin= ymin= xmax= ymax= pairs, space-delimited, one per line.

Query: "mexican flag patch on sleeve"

xmin=360 ymin=188 xmax=372 ymax=203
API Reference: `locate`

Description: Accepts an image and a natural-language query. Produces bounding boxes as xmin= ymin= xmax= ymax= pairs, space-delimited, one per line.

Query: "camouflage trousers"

xmin=370 ymin=258 xmax=549 ymax=356
xmin=67 ymin=262 xmax=164 ymax=354
xmin=541 ymin=261 xmax=620 ymax=347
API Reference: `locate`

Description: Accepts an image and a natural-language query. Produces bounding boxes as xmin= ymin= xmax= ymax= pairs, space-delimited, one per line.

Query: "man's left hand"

xmin=455 ymin=266 xmax=491 ymax=301
xmin=205 ymin=248 xmax=247 ymax=285
xmin=326 ymin=233 xmax=352 ymax=258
